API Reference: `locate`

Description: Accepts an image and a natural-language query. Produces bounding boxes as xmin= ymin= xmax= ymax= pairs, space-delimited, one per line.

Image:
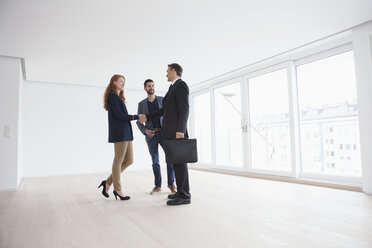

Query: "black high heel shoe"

xmin=98 ymin=180 xmax=109 ymax=198
xmin=113 ymin=190 xmax=130 ymax=200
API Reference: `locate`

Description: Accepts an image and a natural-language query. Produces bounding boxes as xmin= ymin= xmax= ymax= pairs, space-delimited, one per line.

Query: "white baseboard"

xmin=0 ymin=188 xmax=17 ymax=192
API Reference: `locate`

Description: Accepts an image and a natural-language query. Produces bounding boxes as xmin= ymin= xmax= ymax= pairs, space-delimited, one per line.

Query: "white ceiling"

xmin=1 ymin=0 xmax=372 ymax=91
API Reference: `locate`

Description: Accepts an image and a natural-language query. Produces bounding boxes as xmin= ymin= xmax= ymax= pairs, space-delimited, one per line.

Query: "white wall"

xmin=0 ymin=56 xmax=23 ymax=190
xmin=17 ymin=63 xmax=23 ymax=185
xmin=353 ymin=21 xmax=372 ymax=194
xmin=22 ymin=81 xmax=166 ymax=178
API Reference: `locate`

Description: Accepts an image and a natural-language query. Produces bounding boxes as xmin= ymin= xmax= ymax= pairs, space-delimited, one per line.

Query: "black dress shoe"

xmin=168 ymin=193 xmax=179 ymax=199
xmin=167 ymin=197 xmax=191 ymax=206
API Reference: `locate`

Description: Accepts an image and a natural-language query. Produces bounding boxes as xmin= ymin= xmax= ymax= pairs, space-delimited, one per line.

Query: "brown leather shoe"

xmin=168 ymin=185 xmax=177 ymax=193
xmin=150 ymin=187 xmax=161 ymax=195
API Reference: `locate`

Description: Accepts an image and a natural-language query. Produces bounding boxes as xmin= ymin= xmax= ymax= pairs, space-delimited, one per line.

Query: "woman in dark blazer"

xmin=98 ymin=74 xmax=146 ymax=200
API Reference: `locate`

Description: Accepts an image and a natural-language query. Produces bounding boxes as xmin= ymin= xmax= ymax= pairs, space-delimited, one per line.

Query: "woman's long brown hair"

xmin=104 ymin=74 xmax=126 ymax=111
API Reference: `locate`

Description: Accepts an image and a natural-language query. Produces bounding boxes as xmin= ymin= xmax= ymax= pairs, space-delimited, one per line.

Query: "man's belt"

xmin=153 ymin=128 xmax=162 ymax=132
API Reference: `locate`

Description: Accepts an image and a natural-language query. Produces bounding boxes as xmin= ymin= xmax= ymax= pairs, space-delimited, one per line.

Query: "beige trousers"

xmin=106 ymin=141 xmax=133 ymax=191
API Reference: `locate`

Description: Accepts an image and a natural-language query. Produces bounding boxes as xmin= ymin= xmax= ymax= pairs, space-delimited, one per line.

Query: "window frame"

xmin=295 ymin=44 xmax=362 ymax=184
xmin=190 ymin=37 xmax=361 ymax=185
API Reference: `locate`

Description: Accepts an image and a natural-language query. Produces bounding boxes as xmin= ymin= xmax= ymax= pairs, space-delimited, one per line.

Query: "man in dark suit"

xmin=145 ymin=63 xmax=191 ymax=206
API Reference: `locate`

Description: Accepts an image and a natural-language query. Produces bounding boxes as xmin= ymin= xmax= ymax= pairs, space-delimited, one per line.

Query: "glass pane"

xmin=249 ymin=68 xmax=291 ymax=171
xmin=193 ymin=93 xmax=212 ymax=164
xmin=214 ymin=82 xmax=243 ymax=167
xmin=297 ymin=51 xmax=362 ymax=176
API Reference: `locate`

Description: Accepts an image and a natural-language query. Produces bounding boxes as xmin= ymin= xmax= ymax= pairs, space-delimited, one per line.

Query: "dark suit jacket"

xmin=136 ymin=96 xmax=164 ymax=141
xmin=107 ymin=93 xmax=139 ymax=143
xmin=146 ymin=79 xmax=189 ymax=139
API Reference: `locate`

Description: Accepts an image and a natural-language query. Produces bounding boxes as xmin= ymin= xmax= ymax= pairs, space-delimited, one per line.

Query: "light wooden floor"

xmin=1 ymin=169 xmax=372 ymax=248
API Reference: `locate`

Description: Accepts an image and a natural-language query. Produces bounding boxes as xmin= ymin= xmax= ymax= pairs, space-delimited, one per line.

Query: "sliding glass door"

xmin=247 ymin=68 xmax=292 ymax=172
xmin=296 ymin=50 xmax=361 ymax=180
xmin=191 ymin=46 xmax=362 ymax=184
xmin=213 ymin=81 xmax=244 ymax=169
xmin=193 ymin=92 xmax=212 ymax=164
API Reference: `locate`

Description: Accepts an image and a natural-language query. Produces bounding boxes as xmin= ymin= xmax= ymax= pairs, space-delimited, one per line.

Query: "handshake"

xmin=138 ymin=114 xmax=147 ymax=123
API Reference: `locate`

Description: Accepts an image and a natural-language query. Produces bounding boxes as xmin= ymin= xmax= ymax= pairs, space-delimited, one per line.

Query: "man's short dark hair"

xmin=168 ymin=63 xmax=183 ymax=77
xmin=144 ymin=79 xmax=154 ymax=87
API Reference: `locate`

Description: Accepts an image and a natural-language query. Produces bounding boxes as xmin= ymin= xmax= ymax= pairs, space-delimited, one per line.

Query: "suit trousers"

xmin=173 ymin=163 xmax=191 ymax=199
xmin=106 ymin=141 xmax=133 ymax=191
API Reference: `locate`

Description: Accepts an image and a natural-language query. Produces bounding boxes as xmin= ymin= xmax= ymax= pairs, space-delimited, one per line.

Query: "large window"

xmin=193 ymin=93 xmax=212 ymax=164
xmin=191 ymin=45 xmax=362 ymax=183
xmin=297 ymin=51 xmax=361 ymax=177
xmin=248 ymin=69 xmax=292 ymax=171
xmin=214 ymin=82 xmax=243 ymax=168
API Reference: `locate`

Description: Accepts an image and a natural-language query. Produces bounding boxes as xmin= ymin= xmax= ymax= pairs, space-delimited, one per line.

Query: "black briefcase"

xmin=164 ymin=139 xmax=198 ymax=164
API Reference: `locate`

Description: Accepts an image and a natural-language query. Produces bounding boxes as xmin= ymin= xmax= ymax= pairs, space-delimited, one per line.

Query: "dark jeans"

xmin=146 ymin=132 xmax=175 ymax=187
